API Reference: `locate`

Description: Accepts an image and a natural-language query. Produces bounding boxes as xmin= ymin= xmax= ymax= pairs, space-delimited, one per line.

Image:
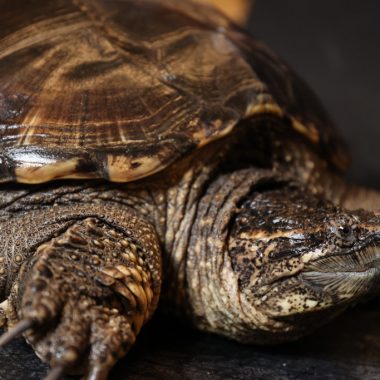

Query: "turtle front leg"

xmin=0 ymin=205 xmax=161 ymax=380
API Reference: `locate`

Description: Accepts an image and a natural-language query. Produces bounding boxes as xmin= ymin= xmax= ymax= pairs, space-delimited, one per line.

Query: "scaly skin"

xmin=0 ymin=200 xmax=162 ymax=378
xmin=0 ymin=134 xmax=379 ymax=379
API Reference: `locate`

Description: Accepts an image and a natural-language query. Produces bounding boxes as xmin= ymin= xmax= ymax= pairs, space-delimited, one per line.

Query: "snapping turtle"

xmin=0 ymin=0 xmax=379 ymax=379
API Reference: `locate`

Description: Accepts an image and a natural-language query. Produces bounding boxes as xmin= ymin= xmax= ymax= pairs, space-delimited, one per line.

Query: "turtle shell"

xmin=0 ymin=0 xmax=349 ymax=184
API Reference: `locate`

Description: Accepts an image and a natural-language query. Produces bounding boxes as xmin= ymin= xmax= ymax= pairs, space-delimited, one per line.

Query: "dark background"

xmin=1 ymin=1 xmax=379 ymax=379
xmin=251 ymin=0 xmax=380 ymax=189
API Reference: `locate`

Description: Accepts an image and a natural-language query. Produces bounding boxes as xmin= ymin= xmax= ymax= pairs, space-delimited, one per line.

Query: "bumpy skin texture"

xmin=0 ymin=198 xmax=162 ymax=378
xmin=0 ymin=1 xmax=379 ymax=380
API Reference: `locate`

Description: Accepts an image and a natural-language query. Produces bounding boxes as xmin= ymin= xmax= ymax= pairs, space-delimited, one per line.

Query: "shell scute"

xmin=0 ymin=0 xmax=348 ymax=183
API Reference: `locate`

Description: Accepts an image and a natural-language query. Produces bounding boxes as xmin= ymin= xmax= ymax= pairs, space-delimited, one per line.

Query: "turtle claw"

xmin=20 ymin=295 xmax=128 ymax=378
xmin=43 ymin=366 xmax=65 ymax=380
xmin=16 ymin=250 xmax=140 ymax=378
xmin=0 ymin=319 xmax=34 ymax=347
xmin=86 ymin=365 xmax=109 ymax=380
xmin=21 ymin=300 xmax=135 ymax=379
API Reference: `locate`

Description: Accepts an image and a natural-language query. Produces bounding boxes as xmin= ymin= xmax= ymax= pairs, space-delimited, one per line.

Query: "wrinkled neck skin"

xmin=271 ymin=132 xmax=380 ymax=212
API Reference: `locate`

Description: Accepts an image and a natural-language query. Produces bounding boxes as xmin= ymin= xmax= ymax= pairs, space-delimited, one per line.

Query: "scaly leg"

xmin=0 ymin=204 xmax=161 ymax=379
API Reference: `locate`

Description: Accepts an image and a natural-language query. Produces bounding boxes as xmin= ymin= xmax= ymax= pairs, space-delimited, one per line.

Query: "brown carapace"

xmin=0 ymin=1 xmax=379 ymax=379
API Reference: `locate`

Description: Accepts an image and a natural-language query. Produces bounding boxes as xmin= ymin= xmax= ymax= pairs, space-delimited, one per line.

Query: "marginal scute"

xmin=0 ymin=0 xmax=349 ymax=184
xmin=245 ymin=102 xmax=284 ymax=120
xmin=290 ymin=118 xmax=320 ymax=144
xmin=14 ymin=159 xmax=85 ymax=184
xmin=107 ymin=155 xmax=162 ymax=182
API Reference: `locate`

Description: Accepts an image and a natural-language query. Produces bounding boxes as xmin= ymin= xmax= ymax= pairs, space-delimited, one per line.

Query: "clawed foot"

xmin=0 ymin=208 xmax=161 ymax=380
xmin=0 ymin=218 xmax=156 ymax=380
xmin=1 ymin=268 xmax=136 ymax=380
xmin=1 ymin=309 xmax=134 ymax=379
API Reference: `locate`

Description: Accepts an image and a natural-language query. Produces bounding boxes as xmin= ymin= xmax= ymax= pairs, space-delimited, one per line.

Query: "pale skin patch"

xmin=276 ymin=297 xmax=295 ymax=314
xmin=263 ymin=242 xmax=277 ymax=257
xmin=267 ymin=293 xmax=325 ymax=317
xmin=240 ymin=228 xmax=318 ymax=241
xmin=301 ymin=248 xmax=324 ymax=263
xmin=305 ymin=299 xmax=318 ymax=308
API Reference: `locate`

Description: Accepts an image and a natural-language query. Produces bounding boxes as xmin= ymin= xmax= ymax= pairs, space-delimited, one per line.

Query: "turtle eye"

xmin=332 ymin=223 xmax=356 ymax=246
xmin=339 ymin=225 xmax=351 ymax=236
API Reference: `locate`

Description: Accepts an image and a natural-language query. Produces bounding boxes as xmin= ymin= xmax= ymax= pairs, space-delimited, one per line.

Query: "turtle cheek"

xmin=252 ymin=276 xmax=335 ymax=319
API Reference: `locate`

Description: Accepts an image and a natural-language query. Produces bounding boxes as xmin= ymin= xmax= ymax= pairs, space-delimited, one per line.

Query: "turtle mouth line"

xmin=304 ymin=242 xmax=380 ymax=274
xmin=301 ymin=243 xmax=380 ymax=298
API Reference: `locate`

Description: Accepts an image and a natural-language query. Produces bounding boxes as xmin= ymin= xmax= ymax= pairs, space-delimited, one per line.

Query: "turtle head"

xmin=228 ymin=183 xmax=380 ymax=341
